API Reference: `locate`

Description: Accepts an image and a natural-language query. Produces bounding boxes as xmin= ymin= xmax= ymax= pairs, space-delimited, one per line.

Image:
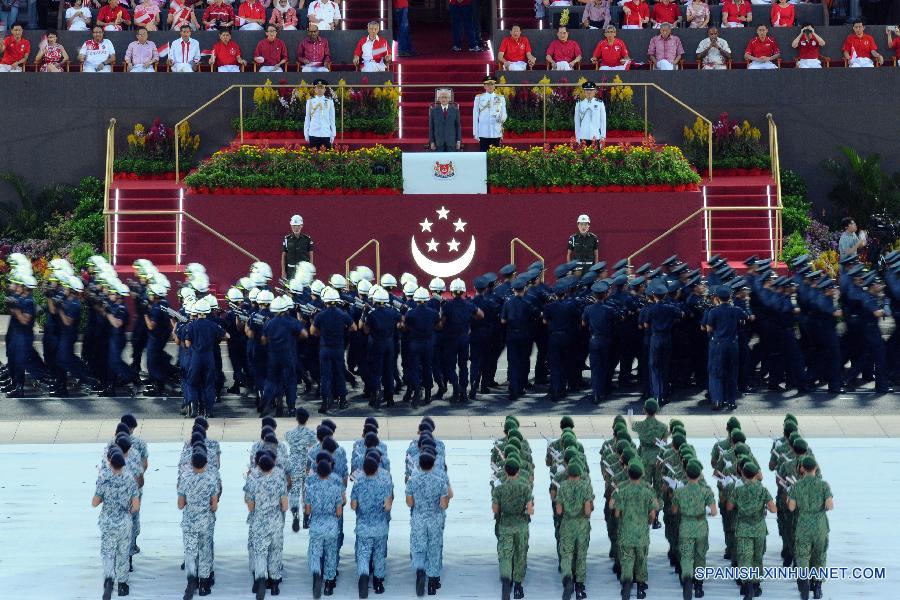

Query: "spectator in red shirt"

xmin=721 ymin=0 xmax=751 ymax=28
xmin=744 ymin=24 xmax=779 ymax=69
xmin=297 ymin=23 xmax=331 ymax=72
xmin=498 ymin=25 xmax=536 ymax=70
xmin=97 ymin=0 xmax=132 ymax=32
xmin=770 ymin=0 xmax=794 ymax=27
xmin=353 ymin=21 xmax=392 ymax=72
xmin=210 ymin=29 xmax=247 ymax=72
xmin=622 ymin=0 xmax=649 ymax=29
xmin=238 ymin=0 xmax=266 ymax=31
xmin=651 ymin=0 xmax=681 ymax=28
xmin=202 ymin=0 xmax=235 ymax=30
xmin=254 ymin=24 xmax=289 ymax=72
xmin=591 ymin=25 xmax=630 ymax=70
xmin=888 ymin=26 xmax=900 ymax=63
xmin=545 ymin=26 xmax=582 ymax=70
xmin=843 ymin=20 xmax=883 ymax=67
xmin=791 ymin=23 xmax=826 ymax=68
xmin=0 ymin=25 xmax=30 ymax=72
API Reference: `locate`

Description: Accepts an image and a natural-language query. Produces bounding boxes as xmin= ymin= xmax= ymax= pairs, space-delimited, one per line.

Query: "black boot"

xmin=513 ymin=582 xmax=524 ymax=599
xmin=812 ymin=580 xmax=822 ymax=599
xmin=416 ymin=569 xmax=426 ymax=597
xmin=799 ymin=579 xmax=810 ymax=600
xmin=562 ymin=576 xmax=574 ymax=600
xmin=403 ymin=386 xmax=413 ymax=402
xmin=468 ymin=386 xmax=476 ymax=401
xmin=753 ymin=582 xmax=762 ymax=597
xmin=621 ymin=580 xmax=632 ymax=600
xmin=324 ymin=579 xmax=336 ymax=595
xmin=501 ymin=577 xmax=512 ymax=600
xmin=198 ymin=578 xmax=211 ymax=596
xmin=682 ymin=579 xmax=692 ymax=600
xmin=103 ymin=578 xmax=114 ymax=600
xmin=434 ymin=383 xmax=446 ymax=400
xmin=693 ymin=579 xmax=704 ymax=598
xmin=118 ymin=582 xmax=130 ymax=597
xmin=312 ymin=573 xmax=323 ymax=599
xmin=358 ymin=574 xmax=369 ymax=598
xmin=740 ymin=582 xmax=753 ymax=600
xmin=575 ymin=582 xmax=587 ymax=600
xmin=385 ymin=393 xmax=394 ymax=407
xmin=427 ymin=577 xmax=438 ymax=595
xmin=8 ymin=385 xmax=25 ymax=398
xmin=209 ymin=571 xmax=215 ymax=587
xmin=372 ymin=577 xmax=385 ymax=594
xmin=318 ymin=399 xmax=329 ymax=414
xmin=292 ymin=509 xmax=300 ymax=532
xmin=423 ymin=387 xmax=432 ymax=405
xmin=411 ymin=389 xmax=421 ymax=408
xmin=271 ymin=578 xmax=281 ymax=595
xmin=184 ymin=576 xmax=198 ymax=600
xmin=451 ymin=384 xmax=460 ymax=403
xmin=372 ymin=390 xmax=383 ymax=409
xmin=636 ymin=582 xmax=647 ymax=599
xmin=303 ymin=512 xmax=310 ymax=529
xmin=339 ymin=396 xmax=349 ymax=409
xmin=226 ymin=382 xmax=241 ymax=394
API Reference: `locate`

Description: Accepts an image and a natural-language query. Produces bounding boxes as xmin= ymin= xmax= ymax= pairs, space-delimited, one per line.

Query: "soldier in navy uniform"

xmin=567 ymin=215 xmax=599 ymax=274
xmin=281 ymin=214 xmax=314 ymax=280
xmin=500 ymin=277 xmax=535 ymax=401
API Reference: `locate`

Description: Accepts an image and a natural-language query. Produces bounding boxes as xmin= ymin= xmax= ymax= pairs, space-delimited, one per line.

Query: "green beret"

xmin=686 ymin=460 xmax=703 ymax=479
xmin=505 ymin=415 xmax=520 ymax=426
xmin=730 ymin=429 xmax=746 ymax=443
xmin=726 ymin=416 xmax=741 ymax=431
xmin=742 ymin=462 xmax=760 ymax=477
xmin=617 ymin=432 xmax=632 ymax=444
xmin=792 ymin=438 xmax=808 ymax=453
xmin=789 ymin=431 xmax=802 ymax=442
xmin=567 ymin=462 xmax=583 ymax=477
xmin=669 ymin=419 xmax=684 ymax=432
xmin=800 ymin=456 xmax=817 ymax=471
xmin=507 ymin=429 xmax=524 ymax=441
xmin=783 ymin=421 xmax=798 ymax=435
xmin=613 ymin=424 xmax=628 ymax=437
xmin=616 ymin=439 xmax=631 ymax=454
xmin=627 ymin=460 xmax=644 ymax=478
xmin=561 ymin=430 xmax=577 ymax=444
xmin=613 ymin=415 xmax=626 ymax=425
xmin=505 ymin=457 xmax=521 ymax=470
xmin=784 ymin=413 xmax=798 ymax=424
xmin=564 ymin=447 xmax=580 ymax=463
xmin=506 ymin=437 xmax=522 ymax=450
xmin=503 ymin=422 xmax=518 ymax=434
xmin=621 ymin=448 xmax=636 ymax=464
xmin=504 ymin=446 xmax=521 ymax=459
xmin=680 ymin=444 xmax=695 ymax=456
xmin=733 ymin=442 xmax=750 ymax=456
xmin=576 ymin=442 xmax=585 ymax=454
xmin=560 ymin=416 xmax=575 ymax=430
xmin=644 ymin=398 xmax=660 ymax=413
xmin=672 ymin=425 xmax=686 ymax=437
xmin=672 ymin=433 xmax=686 ymax=448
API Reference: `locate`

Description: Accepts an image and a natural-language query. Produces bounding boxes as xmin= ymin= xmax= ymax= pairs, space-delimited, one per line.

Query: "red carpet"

xmin=701 ymin=175 xmax=778 ymax=260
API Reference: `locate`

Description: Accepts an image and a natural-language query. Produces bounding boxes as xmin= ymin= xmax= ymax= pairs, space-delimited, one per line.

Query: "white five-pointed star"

xmin=420 ymin=218 xmax=433 ymax=232
xmin=447 ymin=238 xmax=461 ymax=252
xmin=426 ymin=238 xmax=439 ymax=252
xmin=453 ymin=218 xmax=467 ymax=232
xmin=436 ymin=206 xmax=450 ymax=220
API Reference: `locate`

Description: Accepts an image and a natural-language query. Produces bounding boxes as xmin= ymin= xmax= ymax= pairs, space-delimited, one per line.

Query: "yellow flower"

xmin=531 ymin=75 xmax=551 ymax=98
xmin=559 ymin=8 xmax=570 ymax=26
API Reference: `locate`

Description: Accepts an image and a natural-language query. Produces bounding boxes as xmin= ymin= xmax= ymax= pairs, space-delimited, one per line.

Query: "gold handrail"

xmin=103 ymin=118 xmax=116 ymax=258
xmin=345 ymin=239 xmax=381 ymax=281
xmin=767 ymin=113 xmax=783 ymax=259
xmin=175 ymin=86 xmax=238 ymax=182
xmin=510 ymin=238 xmax=544 ymax=280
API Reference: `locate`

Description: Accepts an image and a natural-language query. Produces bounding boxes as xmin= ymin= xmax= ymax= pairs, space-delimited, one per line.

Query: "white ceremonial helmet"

xmin=226 ymin=287 xmax=244 ymax=303
xmin=329 ymin=274 xmax=348 ymax=290
xmin=355 ymin=266 xmax=375 ymax=282
xmin=403 ymin=281 xmax=417 ymax=296
xmin=400 ymin=272 xmax=418 ymax=288
xmin=257 ymin=290 xmax=275 ymax=304
xmin=310 ymin=279 xmax=325 ymax=295
xmin=322 ymin=286 xmax=340 ymax=303
xmin=413 ymin=287 xmax=430 ymax=302
xmin=357 ymin=279 xmax=373 ymax=296
xmin=450 ymin=278 xmax=466 ymax=293
xmin=372 ymin=287 xmax=390 ymax=304
xmin=380 ymin=273 xmax=397 ymax=288
xmin=429 ymin=277 xmax=446 ymax=292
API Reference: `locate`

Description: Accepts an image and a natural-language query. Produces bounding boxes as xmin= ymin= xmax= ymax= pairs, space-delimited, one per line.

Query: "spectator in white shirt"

xmin=66 ymin=0 xmax=92 ymax=31
xmin=169 ymin=24 xmax=201 ymax=71
xmin=307 ymin=0 xmax=341 ymax=31
xmin=695 ymin=26 xmax=731 ymax=69
xmin=353 ymin=21 xmax=391 ymax=72
xmin=78 ymin=26 xmax=117 ymax=72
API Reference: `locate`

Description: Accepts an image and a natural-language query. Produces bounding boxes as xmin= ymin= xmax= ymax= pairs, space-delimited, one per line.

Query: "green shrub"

xmin=780 ymin=231 xmax=809 ymax=265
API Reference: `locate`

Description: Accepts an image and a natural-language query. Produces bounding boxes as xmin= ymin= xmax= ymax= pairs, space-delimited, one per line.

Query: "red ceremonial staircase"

xmin=497 ymin=0 xmax=542 ymax=30
xmin=343 ymin=0 xmax=389 ymax=30
xmin=701 ymin=175 xmax=779 ymax=268
xmin=110 ymin=180 xmax=183 ymax=281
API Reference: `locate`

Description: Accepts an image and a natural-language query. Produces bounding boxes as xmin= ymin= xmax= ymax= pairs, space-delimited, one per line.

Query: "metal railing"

xmin=767 ymin=113 xmax=784 ymax=258
xmin=103 ymin=118 xmax=116 ymax=258
xmin=345 ymin=239 xmax=381 ymax=281
xmin=173 ymin=81 xmax=714 ymax=181
xmin=510 ymin=238 xmax=544 ymax=280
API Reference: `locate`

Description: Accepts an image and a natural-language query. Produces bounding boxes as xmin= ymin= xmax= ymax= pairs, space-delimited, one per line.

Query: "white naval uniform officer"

xmin=304 ymin=78 xmax=336 ymax=150
xmin=473 ymin=74 xmax=508 ymax=152
xmin=574 ymin=81 xmax=606 ymax=144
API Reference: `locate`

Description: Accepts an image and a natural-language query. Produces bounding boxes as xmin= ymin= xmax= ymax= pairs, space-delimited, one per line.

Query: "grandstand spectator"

xmin=650 ymin=0 xmax=680 ymax=28
xmin=647 ymin=23 xmax=683 ymax=70
xmin=125 ymin=27 xmax=159 ymax=71
xmin=696 ymin=26 xmax=731 ymax=69
xmin=270 ymin=0 xmax=299 ymax=31
xmin=497 ymin=25 xmax=536 ymax=70
xmin=297 ymin=23 xmax=330 ymax=71
xmin=770 ymin=0 xmax=794 ymax=27
xmin=591 ymin=25 xmax=629 ymax=70
xmin=745 ymin=24 xmax=779 ymax=69
xmin=546 ymin=26 xmax=582 ymax=69
xmin=307 ymin=0 xmax=341 ymax=31
xmin=888 ymin=26 xmax=900 ymax=62
xmin=394 ymin=0 xmax=414 ymax=56
xmin=686 ymin=0 xmax=709 ymax=29
xmin=78 ymin=26 xmax=116 ymax=72
xmin=35 ymin=30 xmax=69 ymax=72
xmin=168 ymin=0 xmax=200 ymax=30
xmin=843 ymin=20 xmax=883 ymax=67
xmin=721 ymin=0 xmax=751 ymax=28
xmin=202 ymin=0 xmax=234 ymax=30
xmin=210 ymin=28 xmax=247 ymax=71
xmin=238 ymin=0 xmax=266 ymax=30
xmin=0 ymin=25 xmax=28 ymax=72
xmin=97 ymin=0 xmax=132 ymax=31
xmin=449 ymin=0 xmax=478 ymax=52
xmin=581 ymin=0 xmax=611 ymax=30
xmin=791 ymin=24 xmax=825 ymax=68
xmin=168 ymin=24 xmax=201 ymax=71
xmin=353 ymin=21 xmax=391 ymax=72
xmin=134 ymin=0 xmax=161 ymax=31
xmin=622 ymin=0 xmax=649 ymax=29
xmin=543 ymin=0 xmax=572 ymax=7
xmin=66 ymin=0 xmax=93 ymax=31
xmin=0 ymin=0 xmax=19 ymax=32
xmin=255 ymin=23 xmax=288 ymax=71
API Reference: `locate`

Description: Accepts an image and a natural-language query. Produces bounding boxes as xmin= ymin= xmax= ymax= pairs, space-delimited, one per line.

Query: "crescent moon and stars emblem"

xmin=411 ymin=206 xmax=476 ymax=278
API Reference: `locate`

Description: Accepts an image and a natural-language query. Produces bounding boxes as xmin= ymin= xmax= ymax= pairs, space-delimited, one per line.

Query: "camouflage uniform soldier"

xmin=727 ymin=462 xmax=776 ymax=600
xmin=611 ymin=460 xmax=658 ymax=600
xmin=406 ymin=451 xmax=450 ymax=597
xmin=556 ymin=461 xmax=594 ymax=600
xmin=776 ymin=436 xmax=815 ymax=567
xmin=672 ymin=460 xmax=717 ymax=600
xmin=770 ymin=419 xmax=799 ymax=565
xmin=630 ymin=399 xmax=668 ymax=529
xmin=788 ymin=456 xmax=833 ymax=600
xmin=492 ymin=457 xmax=534 ymax=600
xmin=246 ymin=454 xmax=288 ymax=598
xmin=306 ymin=459 xmax=346 ymax=598
xmin=351 ymin=455 xmax=394 ymax=597
xmin=286 ymin=408 xmax=317 ymax=531
xmin=178 ymin=451 xmax=220 ymax=599
xmin=93 ymin=450 xmax=139 ymax=600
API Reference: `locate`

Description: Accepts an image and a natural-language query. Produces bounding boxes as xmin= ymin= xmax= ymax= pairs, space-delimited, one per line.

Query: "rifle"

xmin=228 ymin=302 xmax=250 ymax=322
xmin=297 ymin=303 xmax=320 ymax=317
xmin=164 ymin=306 xmax=188 ymax=323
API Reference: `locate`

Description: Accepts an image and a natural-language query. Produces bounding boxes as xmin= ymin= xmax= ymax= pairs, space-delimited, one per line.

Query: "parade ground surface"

xmin=1 ymin=419 xmax=898 ymax=599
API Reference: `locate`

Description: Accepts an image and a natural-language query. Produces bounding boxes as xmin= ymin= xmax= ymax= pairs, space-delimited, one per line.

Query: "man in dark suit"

xmin=428 ymin=88 xmax=462 ymax=151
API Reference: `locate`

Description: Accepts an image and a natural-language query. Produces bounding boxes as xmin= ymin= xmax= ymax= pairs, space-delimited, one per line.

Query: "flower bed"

xmin=241 ymin=130 xmax=397 ymax=140
xmin=113 ymin=119 xmax=200 ymax=179
xmin=487 ymin=143 xmax=701 ymax=191
xmin=683 ymin=113 xmax=771 ymax=172
xmin=503 ymin=129 xmax=645 ymax=140
xmin=114 ymin=171 xmax=176 ymax=180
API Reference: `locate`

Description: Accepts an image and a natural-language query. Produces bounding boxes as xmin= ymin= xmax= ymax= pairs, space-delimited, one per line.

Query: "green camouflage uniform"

xmin=612 ymin=481 xmax=658 ymax=584
xmin=673 ymin=481 xmax=714 ymax=582
xmin=492 ymin=475 xmax=533 ymax=583
xmin=788 ymin=475 xmax=831 ymax=570
xmin=731 ymin=480 xmax=773 ymax=582
xmin=556 ymin=476 xmax=594 ymax=583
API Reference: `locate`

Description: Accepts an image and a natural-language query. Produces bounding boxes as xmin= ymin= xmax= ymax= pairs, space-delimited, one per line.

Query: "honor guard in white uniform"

xmin=473 ymin=75 xmax=508 ymax=152
xmin=304 ymin=78 xmax=336 ymax=150
xmin=574 ymin=81 xmax=607 ymax=144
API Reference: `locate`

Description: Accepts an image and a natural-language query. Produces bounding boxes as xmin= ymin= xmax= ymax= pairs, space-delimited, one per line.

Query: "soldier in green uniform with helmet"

xmin=611 ymin=459 xmax=658 ymax=600
xmin=567 ymin=215 xmax=599 ymax=273
xmin=281 ymin=214 xmax=314 ymax=279
xmin=630 ymin=399 xmax=668 ymax=529
xmin=492 ymin=456 xmax=534 ymax=600
xmin=556 ymin=460 xmax=594 ymax=600
xmin=672 ymin=460 xmax=717 ymax=600
xmin=788 ymin=455 xmax=833 ymax=600
xmin=727 ymin=461 xmax=776 ymax=600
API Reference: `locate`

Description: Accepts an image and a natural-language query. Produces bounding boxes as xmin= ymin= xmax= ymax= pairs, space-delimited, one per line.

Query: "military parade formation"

xmin=92 ymin=410 xmax=832 ymax=600
xmin=3 ymin=223 xmax=899 ymax=411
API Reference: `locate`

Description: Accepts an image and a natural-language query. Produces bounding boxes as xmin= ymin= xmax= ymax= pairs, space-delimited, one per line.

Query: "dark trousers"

xmin=708 ymin=339 xmax=738 ymax=407
xmin=547 ymin=332 xmax=569 ymax=397
xmin=394 ymin=7 xmax=413 ymax=53
xmin=108 ymin=334 xmax=136 ymax=386
xmin=589 ymin=336 xmax=612 ymax=399
xmin=188 ymin=352 xmax=217 ymax=413
xmin=648 ymin=334 xmax=672 ymax=401
xmin=442 ymin=334 xmax=470 ymax=390
xmin=263 ymin=359 xmax=297 ymax=414
xmin=469 ymin=334 xmax=489 ymax=391
xmin=407 ymin=340 xmax=433 ymax=391
xmin=367 ymin=341 xmax=395 ymax=396
xmin=319 ymin=346 xmax=347 ymax=400
xmin=449 ymin=3 xmax=476 ymax=49
xmin=506 ymin=332 xmax=530 ymax=396
xmin=131 ymin=318 xmax=148 ymax=368
xmin=308 ymin=136 xmax=332 ymax=150
xmin=479 ymin=137 xmax=501 ymax=152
